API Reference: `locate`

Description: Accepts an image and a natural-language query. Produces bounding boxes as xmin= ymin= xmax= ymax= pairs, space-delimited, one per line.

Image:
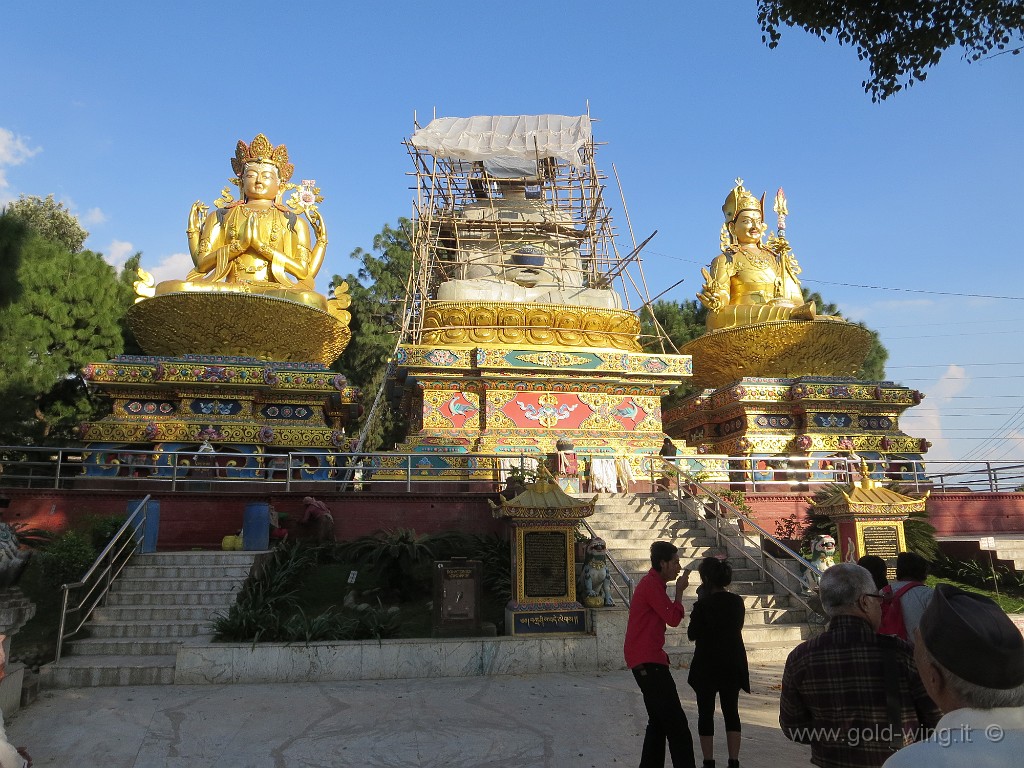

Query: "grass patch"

xmin=926 ymin=574 xmax=1024 ymax=614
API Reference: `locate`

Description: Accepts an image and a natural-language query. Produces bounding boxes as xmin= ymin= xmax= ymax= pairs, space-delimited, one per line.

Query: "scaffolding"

xmin=402 ymin=113 xmax=642 ymax=346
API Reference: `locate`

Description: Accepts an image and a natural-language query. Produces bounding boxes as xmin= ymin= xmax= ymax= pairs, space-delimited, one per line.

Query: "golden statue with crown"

xmin=680 ymin=178 xmax=872 ymax=390
xmin=78 ymin=134 xmax=360 ymax=475
xmin=698 ymin=179 xmax=817 ymax=331
xmin=664 ymin=178 xmax=929 ymax=470
xmin=130 ymin=134 xmax=351 ymax=363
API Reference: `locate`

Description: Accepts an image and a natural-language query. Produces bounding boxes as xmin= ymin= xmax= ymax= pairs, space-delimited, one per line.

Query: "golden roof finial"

xmin=854 ymin=453 xmax=877 ymax=490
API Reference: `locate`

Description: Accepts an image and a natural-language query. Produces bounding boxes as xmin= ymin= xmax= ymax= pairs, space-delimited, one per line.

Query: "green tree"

xmin=758 ymin=0 xmax=1024 ymax=102
xmin=331 ymin=219 xmax=414 ymax=451
xmin=3 ymin=194 xmax=89 ymax=253
xmin=0 ymin=214 xmax=135 ymax=443
xmin=640 ymin=298 xmax=707 ymax=355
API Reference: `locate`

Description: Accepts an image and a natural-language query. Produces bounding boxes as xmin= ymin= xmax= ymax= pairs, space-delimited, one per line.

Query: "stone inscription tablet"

xmin=523 ymin=530 xmax=568 ymax=599
xmin=862 ymin=525 xmax=900 ymax=561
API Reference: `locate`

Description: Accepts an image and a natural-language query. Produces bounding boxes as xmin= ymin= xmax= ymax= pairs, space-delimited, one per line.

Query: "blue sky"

xmin=2 ymin=1 xmax=1021 ymax=466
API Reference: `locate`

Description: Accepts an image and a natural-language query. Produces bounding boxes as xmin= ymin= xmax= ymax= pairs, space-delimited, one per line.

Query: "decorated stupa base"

xmin=380 ymin=342 xmax=705 ymax=483
xmin=664 ymin=375 xmax=930 ymax=484
xmin=78 ymin=354 xmax=360 ymax=479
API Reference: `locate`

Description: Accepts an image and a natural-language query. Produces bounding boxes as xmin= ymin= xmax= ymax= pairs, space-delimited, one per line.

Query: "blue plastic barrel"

xmin=127 ymin=499 xmax=160 ymax=553
xmin=242 ymin=501 xmax=270 ymax=551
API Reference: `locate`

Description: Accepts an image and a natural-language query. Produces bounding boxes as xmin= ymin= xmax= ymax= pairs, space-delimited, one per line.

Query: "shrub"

xmin=38 ymin=531 xmax=97 ymax=588
xmin=335 ymin=528 xmax=438 ymax=597
xmin=84 ymin=515 xmax=126 ymax=552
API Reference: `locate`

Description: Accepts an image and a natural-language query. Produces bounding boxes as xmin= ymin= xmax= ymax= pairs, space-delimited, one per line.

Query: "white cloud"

xmin=0 ymin=127 xmax=42 ymax=202
xmin=103 ymin=239 xmax=135 ymax=270
xmin=901 ymin=365 xmax=969 ymax=462
xmin=82 ymin=207 xmax=107 ymax=225
xmin=146 ymin=252 xmax=194 ymax=284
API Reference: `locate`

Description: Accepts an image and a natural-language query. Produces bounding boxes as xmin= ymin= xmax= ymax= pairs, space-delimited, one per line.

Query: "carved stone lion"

xmin=580 ymin=537 xmax=614 ymax=607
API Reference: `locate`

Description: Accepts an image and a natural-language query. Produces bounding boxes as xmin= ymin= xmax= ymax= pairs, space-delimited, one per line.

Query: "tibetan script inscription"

xmin=862 ymin=525 xmax=900 ymax=561
xmin=523 ymin=530 xmax=569 ymax=599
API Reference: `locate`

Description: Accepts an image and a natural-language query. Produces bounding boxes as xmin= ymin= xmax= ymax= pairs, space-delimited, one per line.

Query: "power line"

xmin=646 ymin=251 xmax=1024 ymax=301
xmin=888 ymin=362 xmax=1024 ymax=369
xmin=804 ymin=279 xmax=1024 ymax=302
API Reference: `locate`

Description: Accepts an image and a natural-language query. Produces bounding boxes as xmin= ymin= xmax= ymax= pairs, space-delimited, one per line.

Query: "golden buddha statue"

xmin=697 ymin=179 xmax=817 ymax=331
xmin=681 ymin=178 xmax=869 ymax=389
xmin=128 ymin=134 xmax=351 ymax=364
xmin=144 ymin=134 xmax=329 ymax=311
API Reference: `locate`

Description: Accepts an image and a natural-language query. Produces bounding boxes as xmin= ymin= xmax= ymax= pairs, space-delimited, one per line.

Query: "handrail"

xmin=580 ymin=518 xmax=635 ymax=606
xmin=55 ymin=496 xmax=150 ymax=661
xmin=659 ymin=457 xmax=825 ymax=621
xmin=3 ymin=444 xmax=1024 ymax=494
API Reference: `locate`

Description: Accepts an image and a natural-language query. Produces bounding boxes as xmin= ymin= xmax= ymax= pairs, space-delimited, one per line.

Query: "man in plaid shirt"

xmin=780 ymin=563 xmax=940 ymax=767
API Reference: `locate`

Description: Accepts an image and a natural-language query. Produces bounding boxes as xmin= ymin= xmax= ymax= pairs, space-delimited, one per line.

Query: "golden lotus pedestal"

xmin=679 ymin=319 xmax=874 ymax=391
xmin=664 ymin=318 xmax=930 ymax=486
xmin=378 ymin=301 xmax=725 ymax=486
xmin=126 ymin=292 xmax=352 ymax=365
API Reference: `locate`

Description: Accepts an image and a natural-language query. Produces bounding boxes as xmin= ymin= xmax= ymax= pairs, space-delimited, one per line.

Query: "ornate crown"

xmin=722 ymin=178 xmax=764 ymax=222
xmin=230 ymin=134 xmax=294 ymax=183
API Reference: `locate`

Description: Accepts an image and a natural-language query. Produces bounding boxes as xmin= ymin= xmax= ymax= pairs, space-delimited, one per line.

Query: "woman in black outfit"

xmin=687 ymin=557 xmax=749 ymax=768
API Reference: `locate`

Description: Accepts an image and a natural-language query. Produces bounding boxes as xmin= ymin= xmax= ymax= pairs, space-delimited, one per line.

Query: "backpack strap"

xmin=891 ymin=581 xmax=925 ymax=600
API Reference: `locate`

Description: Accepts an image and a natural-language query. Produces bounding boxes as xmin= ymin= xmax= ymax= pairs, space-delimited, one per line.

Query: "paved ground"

xmin=4 ymin=661 xmax=808 ymax=768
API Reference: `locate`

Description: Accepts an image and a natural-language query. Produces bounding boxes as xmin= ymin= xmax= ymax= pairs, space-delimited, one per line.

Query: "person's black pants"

xmin=692 ymin=685 xmax=742 ymax=736
xmin=632 ymin=663 xmax=696 ymax=768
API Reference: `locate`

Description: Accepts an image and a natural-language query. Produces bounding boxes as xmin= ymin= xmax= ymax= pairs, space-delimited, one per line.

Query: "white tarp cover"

xmin=411 ymin=115 xmax=592 ymax=169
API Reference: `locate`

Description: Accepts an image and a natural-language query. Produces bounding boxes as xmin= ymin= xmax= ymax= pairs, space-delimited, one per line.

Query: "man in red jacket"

xmin=624 ymin=541 xmax=696 ymax=768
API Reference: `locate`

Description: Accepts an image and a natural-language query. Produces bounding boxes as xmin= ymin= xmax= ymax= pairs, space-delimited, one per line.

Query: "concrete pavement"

xmin=5 ymin=661 xmax=808 ymax=767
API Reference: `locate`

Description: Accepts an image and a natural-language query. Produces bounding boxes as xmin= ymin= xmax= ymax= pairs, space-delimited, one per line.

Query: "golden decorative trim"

xmin=421 ymin=301 xmax=642 ymax=351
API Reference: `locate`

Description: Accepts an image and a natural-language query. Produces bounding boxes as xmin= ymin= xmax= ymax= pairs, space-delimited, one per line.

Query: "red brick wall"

xmin=0 ymin=489 xmax=506 ymax=550
xmin=741 ymin=491 xmax=1024 ymax=539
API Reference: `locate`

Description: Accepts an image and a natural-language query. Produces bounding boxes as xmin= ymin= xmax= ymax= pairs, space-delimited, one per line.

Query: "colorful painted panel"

xmin=497 ymin=393 xmax=593 ymax=430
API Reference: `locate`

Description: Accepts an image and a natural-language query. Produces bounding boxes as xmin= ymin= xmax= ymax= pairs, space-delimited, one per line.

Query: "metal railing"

xmin=580 ymin=518 xmax=635 ymax=606
xmin=658 ymin=457 xmax=825 ymax=620
xmin=55 ymin=496 xmax=151 ymax=662
xmin=2 ymin=444 xmax=1022 ymax=495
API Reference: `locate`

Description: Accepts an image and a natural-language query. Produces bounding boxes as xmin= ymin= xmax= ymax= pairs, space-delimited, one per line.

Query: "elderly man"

xmin=780 ymin=563 xmax=940 ymax=767
xmin=883 ymin=584 xmax=1024 ymax=766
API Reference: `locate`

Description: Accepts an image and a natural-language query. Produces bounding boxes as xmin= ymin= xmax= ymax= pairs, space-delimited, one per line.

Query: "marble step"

xmin=65 ymin=637 xmax=200 ymax=656
xmin=113 ymin=576 xmax=246 ymax=592
xmin=104 ymin=590 xmax=237 ymax=607
xmin=131 ymin=552 xmax=261 ymax=566
xmin=93 ymin=604 xmax=225 ymax=622
xmin=85 ymin=619 xmax=213 ymax=638
xmin=39 ymin=655 xmax=176 ymax=688
xmin=122 ymin=565 xmax=252 ymax=579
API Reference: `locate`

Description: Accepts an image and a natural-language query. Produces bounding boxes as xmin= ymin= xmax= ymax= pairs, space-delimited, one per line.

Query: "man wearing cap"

xmin=780 ymin=563 xmax=940 ymax=767
xmin=883 ymin=584 xmax=1024 ymax=766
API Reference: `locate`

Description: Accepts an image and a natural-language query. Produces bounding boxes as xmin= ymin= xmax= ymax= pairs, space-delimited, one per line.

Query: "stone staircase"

xmin=39 ymin=551 xmax=257 ymax=688
xmin=584 ymin=492 xmax=814 ymax=665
